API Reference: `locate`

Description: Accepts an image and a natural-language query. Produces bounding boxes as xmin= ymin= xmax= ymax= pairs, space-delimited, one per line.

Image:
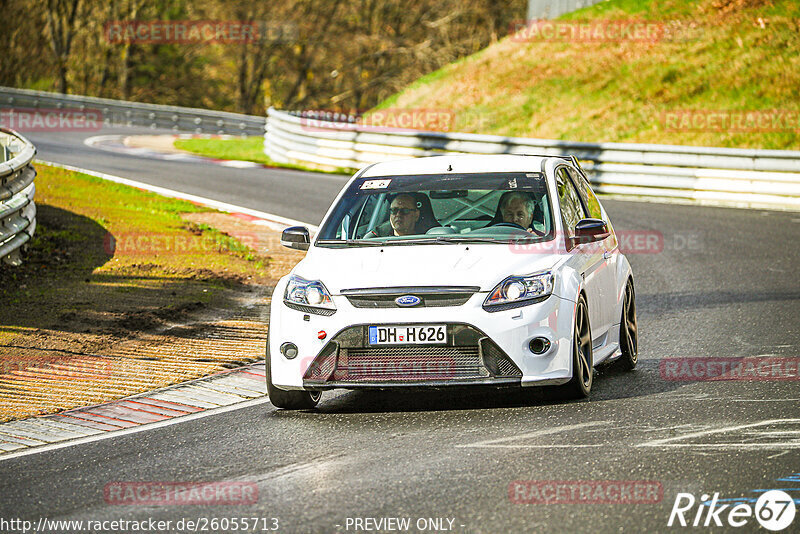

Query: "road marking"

xmin=638 ymin=418 xmax=800 ymax=450
xmin=37 ymin=160 xmax=318 ymax=231
xmin=219 ymin=159 xmax=260 ymax=168
xmin=0 ymin=396 xmax=271 ymax=463
xmin=249 ymin=454 xmax=350 ymax=484
xmin=767 ymin=451 xmax=792 ymax=460
xmin=457 ymin=421 xmax=609 ymax=449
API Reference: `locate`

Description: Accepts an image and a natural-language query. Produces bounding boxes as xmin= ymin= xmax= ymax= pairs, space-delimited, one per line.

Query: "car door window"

xmin=556 ymin=167 xmax=586 ymax=237
xmin=568 ymin=168 xmax=603 ymax=220
xmin=350 ymin=194 xmax=385 ymax=239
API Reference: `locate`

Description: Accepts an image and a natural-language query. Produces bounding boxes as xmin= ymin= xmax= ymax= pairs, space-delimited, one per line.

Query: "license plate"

xmin=368 ymin=325 xmax=447 ymax=345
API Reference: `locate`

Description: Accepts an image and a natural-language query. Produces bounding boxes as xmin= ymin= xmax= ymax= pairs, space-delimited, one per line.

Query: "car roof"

xmin=359 ymin=154 xmax=566 ymax=178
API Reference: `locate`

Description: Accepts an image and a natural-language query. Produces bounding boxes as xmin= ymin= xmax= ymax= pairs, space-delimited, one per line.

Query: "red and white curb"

xmin=0 ymin=361 xmax=268 ymax=458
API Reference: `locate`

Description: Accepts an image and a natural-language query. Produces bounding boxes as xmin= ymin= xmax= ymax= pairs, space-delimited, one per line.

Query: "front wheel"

xmin=561 ymin=295 xmax=593 ymax=399
xmin=266 ymin=335 xmax=321 ymax=410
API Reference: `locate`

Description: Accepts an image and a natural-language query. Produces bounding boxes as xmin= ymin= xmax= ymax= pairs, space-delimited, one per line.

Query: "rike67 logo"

xmin=668 ymin=490 xmax=796 ymax=531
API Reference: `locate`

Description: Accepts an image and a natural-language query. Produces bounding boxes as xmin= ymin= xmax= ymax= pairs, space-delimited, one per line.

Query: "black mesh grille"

xmin=481 ymin=337 xmax=523 ymax=377
xmin=303 ymin=343 xmax=338 ymax=380
xmin=303 ymin=324 xmax=522 ymax=385
xmin=496 ymin=357 xmax=521 ymax=377
xmin=333 ymin=346 xmax=488 ymax=382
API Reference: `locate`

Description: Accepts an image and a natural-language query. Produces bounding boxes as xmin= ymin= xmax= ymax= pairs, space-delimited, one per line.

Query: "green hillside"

xmin=375 ymin=0 xmax=800 ymax=149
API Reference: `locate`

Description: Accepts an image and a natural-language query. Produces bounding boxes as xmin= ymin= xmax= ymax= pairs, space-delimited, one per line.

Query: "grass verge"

xmin=373 ymin=0 xmax=800 ymax=150
xmin=174 ymin=136 xmax=351 ymax=174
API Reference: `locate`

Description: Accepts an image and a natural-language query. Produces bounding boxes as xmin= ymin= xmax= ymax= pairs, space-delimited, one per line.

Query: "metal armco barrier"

xmin=265 ymin=108 xmax=800 ymax=211
xmin=0 ymin=87 xmax=266 ymax=136
xmin=0 ymin=129 xmax=36 ymax=266
xmin=527 ymin=0 xmax=603 ymax=20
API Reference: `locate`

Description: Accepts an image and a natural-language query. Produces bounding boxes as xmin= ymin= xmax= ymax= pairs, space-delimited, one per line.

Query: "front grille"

xmin=333 ymin=346 xmax=489 ymax=382
xmin=342 ymin=286 xmax=479 ymax=309
xmin=303 ymin=324 xmax=521 ymax=386
xmin=304 ymin=343 xmax=338 ymax=381
xmin=480 ymin=337 xmax=522 ymax=377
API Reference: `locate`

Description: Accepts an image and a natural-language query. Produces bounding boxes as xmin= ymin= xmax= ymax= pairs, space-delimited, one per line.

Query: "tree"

xmin=44 ymin=0 xmax=83 ymax=93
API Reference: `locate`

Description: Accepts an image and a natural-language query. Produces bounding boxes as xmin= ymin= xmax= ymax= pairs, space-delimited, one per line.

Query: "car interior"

xmin=352 ymin=189 xmax=551 ymax=239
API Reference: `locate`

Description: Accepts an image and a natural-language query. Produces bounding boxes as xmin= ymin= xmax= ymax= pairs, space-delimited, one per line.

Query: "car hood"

xmin=292 ymin=243 xmax=564 ymax=293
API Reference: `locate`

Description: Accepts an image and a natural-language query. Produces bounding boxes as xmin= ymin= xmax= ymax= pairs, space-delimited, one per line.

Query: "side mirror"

xmin=281 ymin=226 xmax=310 ymax=251
xmin=573 ymin=218 xmax=610 ymax=244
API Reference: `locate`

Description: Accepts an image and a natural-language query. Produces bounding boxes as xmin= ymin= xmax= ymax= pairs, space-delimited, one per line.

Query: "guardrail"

xmin=0 ymin=87 xmax=266 ymax=136
xmin=265 ymin=108 xmax=800 ymax=210
xmin=527 ymin=0 xmax=603 ymax=20
xmin=0 ymin=129 xmax=36 ymax=266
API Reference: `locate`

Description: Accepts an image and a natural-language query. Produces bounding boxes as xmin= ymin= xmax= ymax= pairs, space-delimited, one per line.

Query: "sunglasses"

xmin=389 ymin=207 xmax=418 ymax=216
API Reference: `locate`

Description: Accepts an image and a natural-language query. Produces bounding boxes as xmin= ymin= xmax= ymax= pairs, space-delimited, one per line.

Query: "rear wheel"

xmin=562 ymin=295 xmax=593 ymax=399
xmin=266 ymin=335 xmax=321 ymax=410
xmin=616 ymin=279 xmax=638 ymax=371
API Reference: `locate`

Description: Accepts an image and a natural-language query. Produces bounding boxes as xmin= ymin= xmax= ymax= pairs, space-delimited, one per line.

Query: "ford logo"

xmin=395 ymin=295 xmax=421 ymax=307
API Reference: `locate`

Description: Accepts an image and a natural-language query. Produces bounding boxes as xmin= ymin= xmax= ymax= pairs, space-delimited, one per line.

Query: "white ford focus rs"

xmin=267 ymin=154 xmax=638 ymax=409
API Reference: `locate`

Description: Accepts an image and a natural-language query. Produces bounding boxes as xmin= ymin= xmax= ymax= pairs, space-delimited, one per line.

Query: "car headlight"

xmin=483 ymin=272 xmax=554 ymax=311
xmin=284 ymin=275 xmax=336 ymax=314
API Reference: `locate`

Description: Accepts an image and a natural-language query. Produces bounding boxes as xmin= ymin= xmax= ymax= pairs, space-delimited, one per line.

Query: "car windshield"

xmin=316 ymin=172 xmax=554 ymax=246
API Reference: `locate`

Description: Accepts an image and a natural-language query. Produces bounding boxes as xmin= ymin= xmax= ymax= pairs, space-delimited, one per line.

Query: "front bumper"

xmin=303 ymin=323 xmax=522 ymax=389
xmin=269 ymin=286 xmax=576 ymax=391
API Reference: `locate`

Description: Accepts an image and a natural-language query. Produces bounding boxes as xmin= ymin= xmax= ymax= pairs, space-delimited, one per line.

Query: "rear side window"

xmin=556 ymin=167 xmax=586 ymax=237
xmin=568 ymin=168 xmax=603 ymax=220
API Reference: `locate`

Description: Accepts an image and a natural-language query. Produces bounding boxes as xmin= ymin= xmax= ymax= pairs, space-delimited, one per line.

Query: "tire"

xmin=562 ymin=294 xmax=593 ymax=399
xmin=615 ymin=279 xmax=638 ymax=371
xmin=266 ymin=335 xmax=321 ymax=410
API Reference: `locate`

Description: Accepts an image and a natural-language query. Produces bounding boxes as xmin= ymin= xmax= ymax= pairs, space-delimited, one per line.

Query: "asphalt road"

xmin=1 ymin=126 xmax=799 ymax=533
xmin=24 ymin=127 xmax=350 ymax=226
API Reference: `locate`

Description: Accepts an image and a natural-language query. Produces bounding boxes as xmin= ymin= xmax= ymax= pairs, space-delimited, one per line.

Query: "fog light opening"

xmin=529 ymin=337 xmax=550 ymax=355
xmin=280 ymin=342 xmax=299 ymax=359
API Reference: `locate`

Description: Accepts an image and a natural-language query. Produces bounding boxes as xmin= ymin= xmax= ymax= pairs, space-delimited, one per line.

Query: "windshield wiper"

xmin=317 ymin=236 xmax=534 ymax=246
xmin=359 ymin=236 xmax=506 ymax=245
xmin=430 ymin=236 xmax=509 ymax=243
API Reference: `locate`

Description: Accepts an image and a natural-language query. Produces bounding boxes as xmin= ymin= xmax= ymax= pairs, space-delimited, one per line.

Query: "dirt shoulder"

xmin=0 ymin=164 xmax=304 ymax=422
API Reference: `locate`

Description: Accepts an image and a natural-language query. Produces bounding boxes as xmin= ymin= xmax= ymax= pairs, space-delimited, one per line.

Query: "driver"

xmin=368 ymin=193 xmax=420 ymax=237
xmin=499 ymin=191 xmax=537 ymax=233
